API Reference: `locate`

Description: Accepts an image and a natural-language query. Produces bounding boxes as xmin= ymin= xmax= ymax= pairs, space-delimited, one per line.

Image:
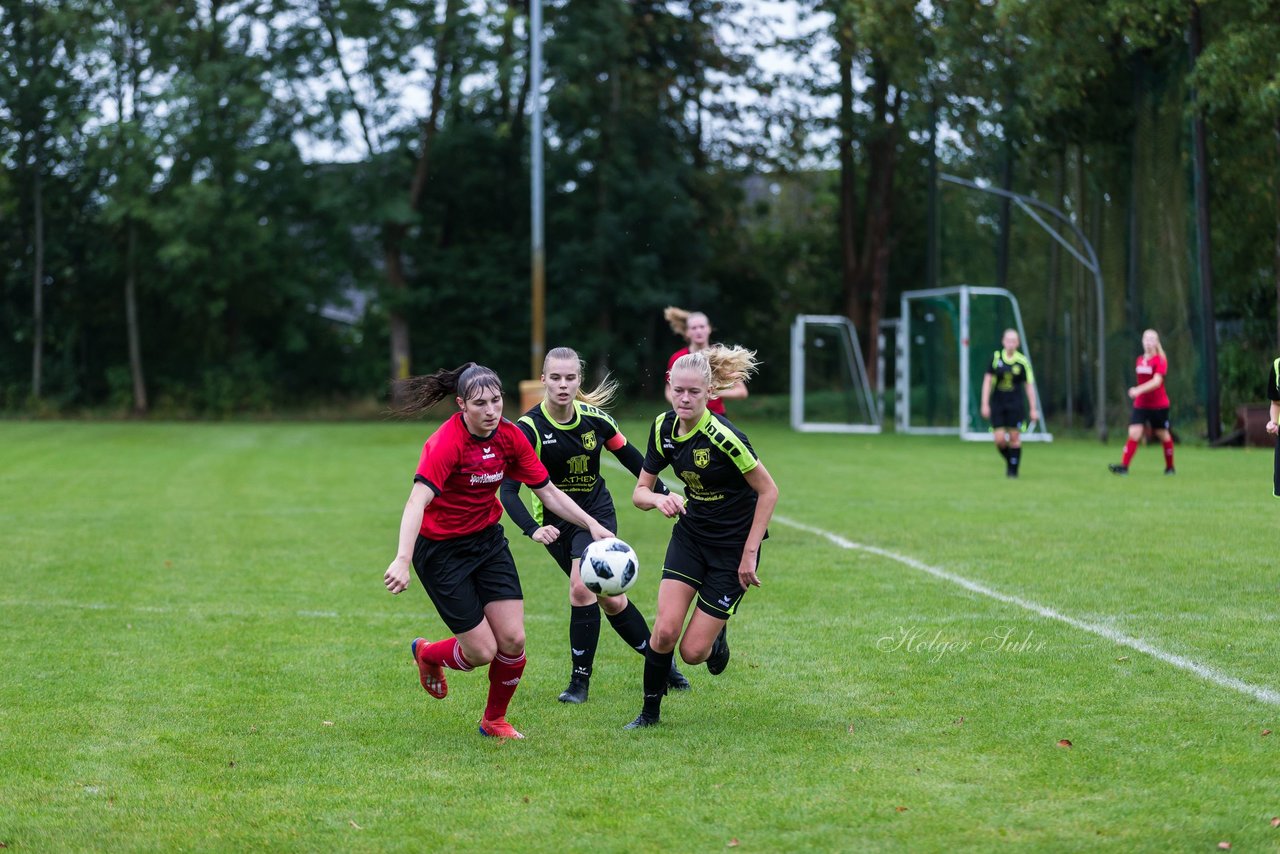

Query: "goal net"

xmin=790 ymin=315 xmax=881 ymax=433
xmin=895 ymin=286 xmax=1051 ymax=441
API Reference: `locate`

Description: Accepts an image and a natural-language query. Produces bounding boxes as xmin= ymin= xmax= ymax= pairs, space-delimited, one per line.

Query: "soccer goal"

xmin=895 ymin=286 xmax=1052 ymax=441
xmin=790 ymin=315 xmax=881 ymax=433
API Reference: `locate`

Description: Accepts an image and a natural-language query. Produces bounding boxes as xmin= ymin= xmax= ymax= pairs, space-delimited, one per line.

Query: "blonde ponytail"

xmin=671 ymin=344 xmax=758 ymax=395
xmin=664 ymin=305 xmax=691 ymax=337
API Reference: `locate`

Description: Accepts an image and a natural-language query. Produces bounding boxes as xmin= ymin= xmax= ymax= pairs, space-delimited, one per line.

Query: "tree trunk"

xmin=125 ymin=218 xmax=148 ymax=414
xmin=386 ymin=0 xmax=459 ymax=401
xmin=855 ymin=72 xmax=898 ymax=390
xmin=1188 ymin=2 xmax=1220 ymax=441
xmin=32 ymin=166 xmax=44 ymax=400
xmin=836 ymin=21 xmax=860 ymax=332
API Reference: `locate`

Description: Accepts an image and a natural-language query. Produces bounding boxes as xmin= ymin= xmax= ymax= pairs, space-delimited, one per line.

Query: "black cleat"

xmin=557 ymin=678 xmax=589 ymax=704
xmin=1108 ymin=464 xmax=1129 ymax=475
xmin=706 ymin=626 xmax=730 ymax=676
xmin=623 ymin=712 xmax=659 ymax=730
xmin=1006 ymin=470 xmax=1018 ymax=479
xmin=667 ymin=662 xmax=691 ymax=691
xmin=1164 ymin=467 xmax=1176 ymax=476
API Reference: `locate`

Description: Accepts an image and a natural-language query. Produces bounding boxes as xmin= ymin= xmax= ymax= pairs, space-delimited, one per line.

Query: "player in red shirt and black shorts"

xmin=1109 ymin=329 xmax=1175 ymax=475
xmin=383 ymin=362 xmax=613 ymax=739
xmin=663 ymin=306 xmax=748 ymax=416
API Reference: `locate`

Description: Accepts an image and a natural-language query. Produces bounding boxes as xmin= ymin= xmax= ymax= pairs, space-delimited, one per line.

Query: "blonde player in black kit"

xmin=501 ymin=347 xmax=689 ymax=704
xmin=624 ymin=345 xmax=779 ymax=730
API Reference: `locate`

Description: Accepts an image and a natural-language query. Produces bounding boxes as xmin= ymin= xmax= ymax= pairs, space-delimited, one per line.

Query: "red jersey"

xmin=414 ymin=413 xmax=549 ymax=540
xmin=1133 ymin=354 xmax=1169 ymax=409
xmin=667 ymin=347 xmax=726 ymax=415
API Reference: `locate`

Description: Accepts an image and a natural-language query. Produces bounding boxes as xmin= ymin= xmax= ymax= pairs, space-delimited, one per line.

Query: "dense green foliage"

xmin=1 ymin=1 xmax=1277 ymax=428
xmin=2 ymin=420 xmax=1278 ymax=849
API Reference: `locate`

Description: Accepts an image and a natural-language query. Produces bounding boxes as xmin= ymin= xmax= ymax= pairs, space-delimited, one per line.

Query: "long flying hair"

xmin=394 ymin=362 xmax=502 ymax=417
xmin=543 ymin=347 xmax=619 ymax=409
xmin=670 ymin=344 xmax=758 ymax=395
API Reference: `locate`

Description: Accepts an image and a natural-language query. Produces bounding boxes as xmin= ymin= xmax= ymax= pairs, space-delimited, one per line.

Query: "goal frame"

xmin=895 ymin=285 xmax=1052 ymax=442
xmin=790 ymin=314 xmax=882 ymax=434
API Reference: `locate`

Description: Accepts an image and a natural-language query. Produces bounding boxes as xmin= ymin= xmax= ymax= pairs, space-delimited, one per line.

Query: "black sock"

xmin=998 ymin=444 xmax=1011 ymax=461
xmin=568 ymin=603 xmax=600 ymax=681
xmin=606 ymin=601 xmax=653 ymax=654
xmin=642 ymin=647 xmax=673 ymax=718
xmin=1009 ymin=446 xmax=1021 ymax=474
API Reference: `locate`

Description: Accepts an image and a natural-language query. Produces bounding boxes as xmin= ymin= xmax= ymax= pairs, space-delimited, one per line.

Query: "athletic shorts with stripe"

xmin=412 ymin=523 xmax=522 ymax=634
xmin=660 ymin=523 xmax=762 ymax=620
xmin=989 ymin=398 xmax=1027 ymax=430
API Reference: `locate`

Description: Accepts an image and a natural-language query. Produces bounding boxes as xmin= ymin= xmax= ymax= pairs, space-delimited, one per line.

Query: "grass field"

xmin=1 ymin=418 xmax=1278 ymax=852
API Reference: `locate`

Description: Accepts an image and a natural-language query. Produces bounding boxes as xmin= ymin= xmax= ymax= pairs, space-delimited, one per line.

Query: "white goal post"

xmin=790 ymin=314 xmax=882 ymax=433
xmin=895 ymin=285 xmax=1052 ymax=442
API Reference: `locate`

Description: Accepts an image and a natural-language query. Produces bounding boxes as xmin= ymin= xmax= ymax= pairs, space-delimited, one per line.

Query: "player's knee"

xmin=568 ymin=580 xmax=596 ymax=606
xmin=650 ymin=623 xmax=681 ymax=653
xmin=598 ymin=593 xmax=626 ymax=615
xmin=494 ymin=628 xmax=525 ymax=657
xmin=460 ymin=637 xmax=497 ymax=666
xmin=678 ymin=637 xmax=710 ymax=665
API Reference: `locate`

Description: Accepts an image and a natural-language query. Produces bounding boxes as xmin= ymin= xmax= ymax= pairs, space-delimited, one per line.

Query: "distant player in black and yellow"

xmin=500 ymin=347 xmax=689 ymax=705
xmin=1266 ymin=356 xmax=1280 ymax=497
xmin=979 ymin=328 xmax=1039 ymax=478
xmin=624 ymin=345 xmax=779 ymax=730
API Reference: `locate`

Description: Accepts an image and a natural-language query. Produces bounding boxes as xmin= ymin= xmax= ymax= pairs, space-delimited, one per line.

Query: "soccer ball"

xmin=580 ymin=537 xmax=639 ymax=596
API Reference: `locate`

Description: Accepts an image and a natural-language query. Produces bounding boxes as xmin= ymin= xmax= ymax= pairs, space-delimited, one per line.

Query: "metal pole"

xmin=529 ymin=0 xmax=545 ymax=380
xmin=940 ymin=173 xmax=1108 ymax=441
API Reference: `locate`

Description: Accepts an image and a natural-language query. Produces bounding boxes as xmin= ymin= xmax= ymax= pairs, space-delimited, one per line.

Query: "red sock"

xmin=484 ymin=650 xmax=526 ymax=721
xmin=417 ymin=637 xmax=473 ymax=671
xmin=1122 ymin=439 xmax=1138 ymax=467
xmin=1163 ymin=439 xmax=1174 ymax=470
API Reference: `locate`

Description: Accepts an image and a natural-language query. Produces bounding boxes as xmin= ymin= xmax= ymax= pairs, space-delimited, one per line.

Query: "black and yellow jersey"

xmin=643 ymin=408 xmax=764 ymax=547
xmin=500 ymin=399 xmax=657 ymax=535
xmin=987 ymin=350 xmax=1034 ymax=399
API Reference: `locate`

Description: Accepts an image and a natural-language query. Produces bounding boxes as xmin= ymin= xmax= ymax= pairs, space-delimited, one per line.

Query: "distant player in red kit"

xmin=1109 ymin=329 xmax=1175 ymax=476
xmin=383 ymin=363 xmax=613 ymax=739
xmin=1265 ymin=356 xmax=1280 ymax=496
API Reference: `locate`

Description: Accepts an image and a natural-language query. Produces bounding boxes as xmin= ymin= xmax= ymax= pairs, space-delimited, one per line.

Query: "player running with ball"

xmin=625 ymin=346 xmax=779 ymax=730
xmin=382 ymin=362 xmax=613 ymax=740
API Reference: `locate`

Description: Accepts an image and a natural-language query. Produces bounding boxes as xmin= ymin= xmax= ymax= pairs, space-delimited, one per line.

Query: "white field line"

xmin=604 ymin=459 xmax=1280 ymax=707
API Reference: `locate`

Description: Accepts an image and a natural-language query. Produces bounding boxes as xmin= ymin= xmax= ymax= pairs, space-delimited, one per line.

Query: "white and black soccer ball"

xmin=580 ymin=537 xmax=639 ymax=596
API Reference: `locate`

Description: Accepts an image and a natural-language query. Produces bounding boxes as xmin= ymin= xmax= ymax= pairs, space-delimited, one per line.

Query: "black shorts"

xmin=543 ymin=511 xmax=618 ymax=576
xmin=1129 ymin=407 xmax=1170 ymax=431
xmin=412 ymin=523 xmax=521 ymax=635
xmin=660 ymin=524 xmax=761 ymax=620
xmin=989 ymin=397 xmax=1026 ymax=430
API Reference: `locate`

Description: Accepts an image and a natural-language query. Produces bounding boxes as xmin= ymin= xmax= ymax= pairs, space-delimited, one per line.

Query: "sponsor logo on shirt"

xmin=470 ymin=471 xmax=504 ymax=485
xmin=482 ymin=446 xmax=496 ymax=460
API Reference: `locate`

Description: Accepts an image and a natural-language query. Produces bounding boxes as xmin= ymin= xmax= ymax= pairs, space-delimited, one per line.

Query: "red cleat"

xmin=411 ymin=638 xmax=448 ymax=699
xmin=478 ymin=716 xmax=524 ymax=740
